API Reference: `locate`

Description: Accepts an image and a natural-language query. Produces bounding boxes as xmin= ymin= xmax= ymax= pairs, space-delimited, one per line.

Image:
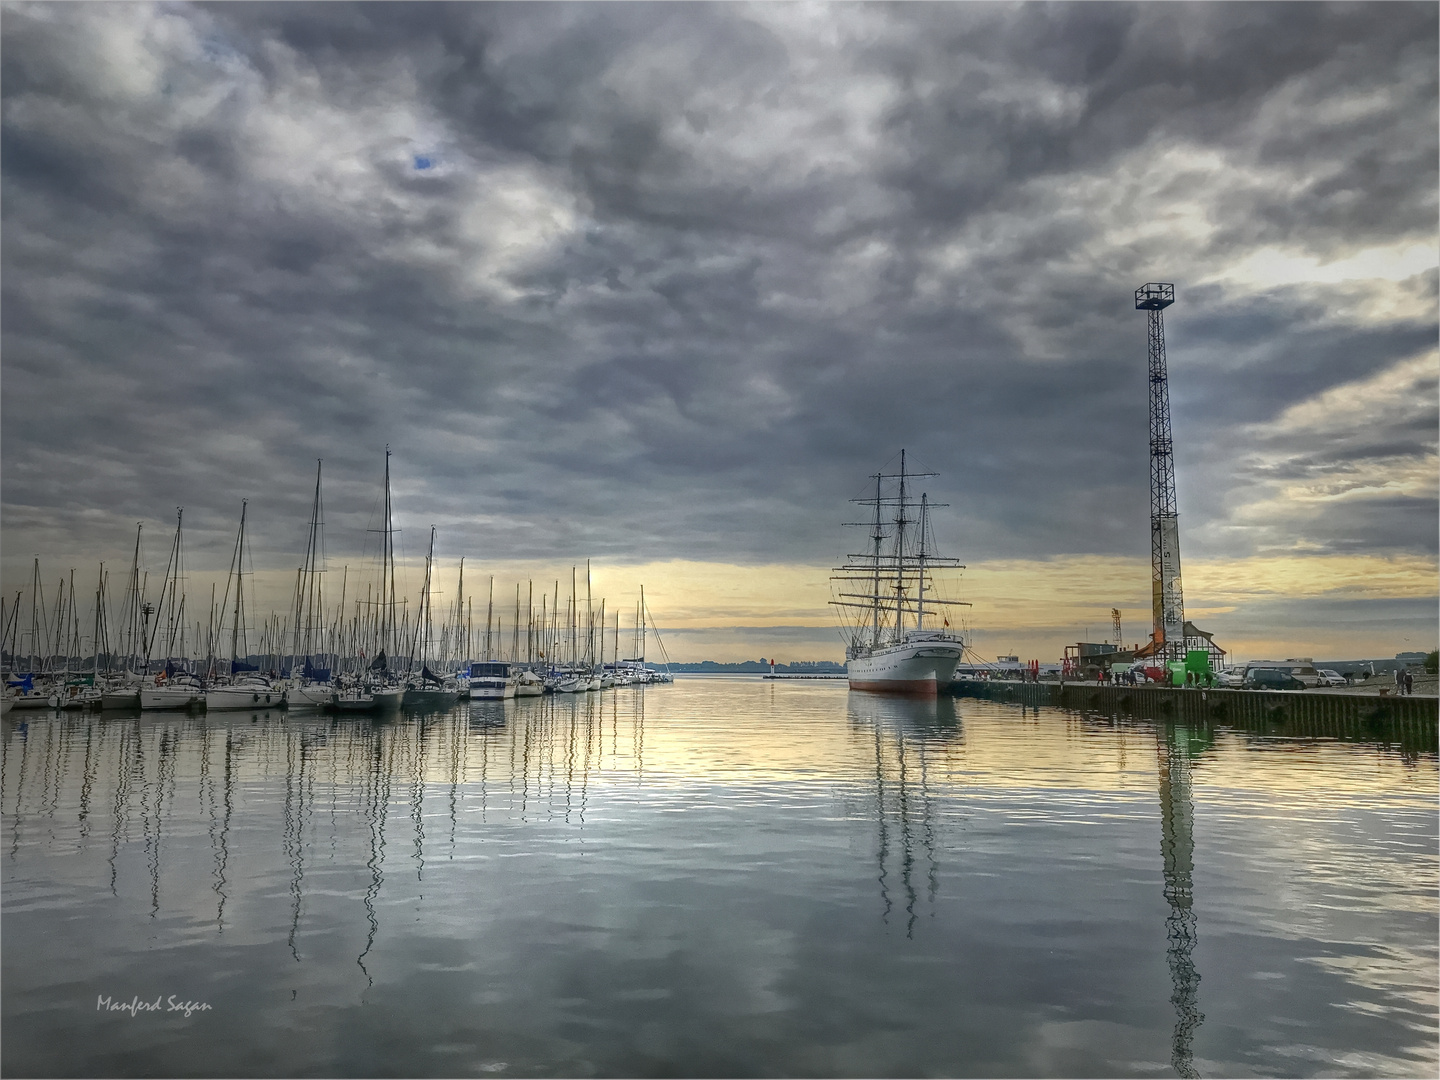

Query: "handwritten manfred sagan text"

xmin=97 ymin=994 xmax=212 ymax=1018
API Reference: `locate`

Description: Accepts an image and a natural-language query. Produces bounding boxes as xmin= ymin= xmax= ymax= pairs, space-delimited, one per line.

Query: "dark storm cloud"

xmin=2 ymin=2 xmax=1435 ymax=592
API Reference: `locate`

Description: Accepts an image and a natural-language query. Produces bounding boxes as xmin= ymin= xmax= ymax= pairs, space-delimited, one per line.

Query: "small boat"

xmin=405 ymin=667 xmax=461 ymax=708
xmin=100 ymin=678 xmax=142 ymax=710
xmin=514 ymin=669 xmax=545 ymax=697
xmin=206 ymin=502 xmax=280 ymax=711
xmin=334 ymin=681 xmax=405 ymax=712
xmin=206 ymin=673 xmax=283 ymax=711
xmin=286 ymin=680 xmax=333 ymax=711
xmin=469 ymin=662 xmax=516 ymax=699
xmin=140 ymin=672 xmax=204 ymax=710
xmin=552 ymin=668 xmax=585 ymax=694
xmin=60 ymin=681 xmax=104 ymax=710
xmin=7 ymin=678 xmax=57 ymax=710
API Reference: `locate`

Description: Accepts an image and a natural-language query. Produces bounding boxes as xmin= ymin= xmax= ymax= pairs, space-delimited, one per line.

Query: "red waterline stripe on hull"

xmin=848 ymin=679 xmax=939 ymax=696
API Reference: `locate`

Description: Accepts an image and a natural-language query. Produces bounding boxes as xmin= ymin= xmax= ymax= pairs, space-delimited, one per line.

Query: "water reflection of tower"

xmin=1157 ymin=724 xmax=1204 ymax=1078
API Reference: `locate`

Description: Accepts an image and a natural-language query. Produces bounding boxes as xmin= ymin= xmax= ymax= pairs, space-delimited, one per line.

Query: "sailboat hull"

xmin=286 ymin=682 xmax=334 ymax=710
xmin=206 ymin=683 xmax=282 ymax=710
xmin=140 ymin=685 xmax=202 ymax=710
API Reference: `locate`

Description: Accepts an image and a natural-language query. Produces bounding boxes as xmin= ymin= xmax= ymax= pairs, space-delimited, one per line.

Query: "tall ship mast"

xmin=831 ymin=450 xmax=969 ymax=695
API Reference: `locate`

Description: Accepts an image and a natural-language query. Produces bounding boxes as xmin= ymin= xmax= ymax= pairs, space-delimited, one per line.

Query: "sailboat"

xmin=286 ymin=462 xmax=336 ymax=711
xmin=405 ymin=526 xmax=460 ymax=708
xmin=206 ymin=501 xmax=284 ymax=710
xmin=8 ymin=561 xmax=55 ymax=709
xmin=140 ymin=509 xmax=203 ymax=710
xmin=334 ymin=449 xmax=405 ymax=712
xmin=98 ymin=527 xmax=152 ymax=709
xmin=832 ymin=451 xmax=969 ymax=695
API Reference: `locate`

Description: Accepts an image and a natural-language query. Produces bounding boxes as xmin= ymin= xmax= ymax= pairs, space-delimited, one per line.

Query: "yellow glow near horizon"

xmin=85 ymin=550 xmax=1435 ymax=666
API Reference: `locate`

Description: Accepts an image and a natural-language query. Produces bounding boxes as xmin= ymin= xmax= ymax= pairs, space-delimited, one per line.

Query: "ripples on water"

xmin=2 ymin=677 xmax=1435 ymax=1077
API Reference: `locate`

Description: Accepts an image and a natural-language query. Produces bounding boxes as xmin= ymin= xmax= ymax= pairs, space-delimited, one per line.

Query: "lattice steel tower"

xmin=1136 ymin=282 xmax=1185 ymax=663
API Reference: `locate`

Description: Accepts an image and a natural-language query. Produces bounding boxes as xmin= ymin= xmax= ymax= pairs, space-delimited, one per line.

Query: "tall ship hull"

xmin=847 ymin=634 xmax=963 ymax=695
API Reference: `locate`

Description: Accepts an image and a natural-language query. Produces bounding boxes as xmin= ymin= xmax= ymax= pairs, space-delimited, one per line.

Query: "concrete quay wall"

xmin=951 ymin=679 xmax=1437 ymax=747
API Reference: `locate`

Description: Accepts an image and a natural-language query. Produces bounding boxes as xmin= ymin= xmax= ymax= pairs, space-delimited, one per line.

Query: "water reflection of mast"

xmin=357 ymin=728 xmax=390 ymax=987
xmin=447 ymin=712 xmax=463 ymax=860
xmin=871 ymin=718 xmax=892 ymax=925
xmin=6 ymin=717 xmax=34 ymax=860
xmin=213 ymin=728 xmax=234 ymax=932
xmin=149 ymin=724 xmax=178 ymax=918
xmin=108 ymin=721 xmax=137 ymax=896
xmin=283 ymin=728 xmax=305 ymax=960
xmin=1157 ymin=725 xmax=1204 ymax=1078
xmin=859 ymin=697 xmax=952 ymax=936
xmin=410 ymin=718 xmax=427 ymax=883
xmin=77 ymin=718 xmax=99 ymax=837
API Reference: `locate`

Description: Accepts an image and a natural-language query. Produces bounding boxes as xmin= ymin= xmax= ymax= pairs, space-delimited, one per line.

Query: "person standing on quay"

xmin=1404 ymin=670 xmax=1413 ymax=696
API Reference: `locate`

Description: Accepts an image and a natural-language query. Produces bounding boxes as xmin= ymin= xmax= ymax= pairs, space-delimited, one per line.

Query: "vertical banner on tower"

xmin=1158 ymin=515 xmax=1185 ymax=650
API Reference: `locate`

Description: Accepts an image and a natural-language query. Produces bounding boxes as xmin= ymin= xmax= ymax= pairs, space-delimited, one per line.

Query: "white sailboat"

xmin=334 ymin=448 xmax=405 ymax=713
xmin=207 ymin=501 xmax=285 ymax=711
xmin=406 ymin=526 xmax=461 ymax=708
xmin=285 ymin=461 xmax=336 ymax=711
xmin=832 ymin=451 xmax=969 ymax=695
xmin=140 ymin=508 xmax=203 ymax=710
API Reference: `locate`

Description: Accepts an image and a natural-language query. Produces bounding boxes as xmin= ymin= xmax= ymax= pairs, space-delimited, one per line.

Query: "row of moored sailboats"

xmin=2 ymin=451 xmax=673 ymax=716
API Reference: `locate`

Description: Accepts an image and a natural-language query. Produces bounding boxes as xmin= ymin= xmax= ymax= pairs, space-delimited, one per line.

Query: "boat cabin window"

xmin=469 ymin=662 xmax=511 ymax=678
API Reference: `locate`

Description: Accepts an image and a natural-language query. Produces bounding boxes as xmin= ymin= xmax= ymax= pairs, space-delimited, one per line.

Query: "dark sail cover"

xmin=421 ymin=665 xmax=440 ymax=684
xmin=7 ymin=674 xmax=33 ymax=691
xmin=369 ymin=650 xmax=387 ymax=672
xmin=231 ymin=660 xmax=259 ymax=674
xmin=303 ymin=660 xmax=332 ymax=682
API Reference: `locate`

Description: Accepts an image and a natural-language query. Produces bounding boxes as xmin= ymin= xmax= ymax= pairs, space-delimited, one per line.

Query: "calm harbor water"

xmin=2 ymin=676 xmax=1435 ymax=1078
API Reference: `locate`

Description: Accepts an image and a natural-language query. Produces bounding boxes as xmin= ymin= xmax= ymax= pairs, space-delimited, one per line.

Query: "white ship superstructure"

xmin=832 ymin=451 xmax=969 ymax=695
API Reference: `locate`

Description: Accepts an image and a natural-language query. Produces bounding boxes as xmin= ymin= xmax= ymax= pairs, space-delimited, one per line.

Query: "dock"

xmin=951 ymin=679 xmax=1437 ymax=750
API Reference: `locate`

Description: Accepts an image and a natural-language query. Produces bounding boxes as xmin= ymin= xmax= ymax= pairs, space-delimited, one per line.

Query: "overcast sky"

xmin=2 ymin=2 xmax=1436 ymax=661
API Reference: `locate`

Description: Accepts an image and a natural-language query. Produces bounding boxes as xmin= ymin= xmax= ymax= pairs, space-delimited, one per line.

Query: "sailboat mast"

xmin=870 ymin=471 xmax=883 ymax=649
xmin=916 ymin=493 xmax=928 ymax=630
xmin=485 ymin=577 xmax=494 ymax=662
xmin=230 ymin=501 xmax=248 ymax=671
xmin=417 ymin=525 xmax=436 ymax=669
xmin=892 ymin=450 xmax=909 ymax=642
xmin=382 ymin=447 xmax=394 ymax=662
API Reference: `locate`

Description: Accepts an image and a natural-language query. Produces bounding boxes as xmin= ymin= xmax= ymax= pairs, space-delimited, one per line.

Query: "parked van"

xmin=1243 ymin=660 xmax=1321 ymax=688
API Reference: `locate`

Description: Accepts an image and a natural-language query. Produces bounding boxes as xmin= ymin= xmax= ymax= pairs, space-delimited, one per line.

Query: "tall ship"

xmin=832 ymin=451 xmax=969 ymax=695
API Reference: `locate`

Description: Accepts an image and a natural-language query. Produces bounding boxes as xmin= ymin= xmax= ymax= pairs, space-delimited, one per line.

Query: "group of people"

xmin=1394 ymin=668 xmax=1416 ymax=695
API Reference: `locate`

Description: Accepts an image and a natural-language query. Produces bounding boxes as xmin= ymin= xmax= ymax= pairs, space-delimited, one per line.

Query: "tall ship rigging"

xmin=832 ymin=451 xmax=969 ymax=695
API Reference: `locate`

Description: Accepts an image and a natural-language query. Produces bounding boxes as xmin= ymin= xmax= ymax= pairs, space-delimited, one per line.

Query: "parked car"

xmin=1243 ymin=661 xmax=1322 ymax=688
xmin=1316 ymin=669 xmax=1347 ymax=687
xmin=1243 ymin=668 xmax=1307 ymax=691
xmin=1216 ymin=666 xmax=1245 ymax=688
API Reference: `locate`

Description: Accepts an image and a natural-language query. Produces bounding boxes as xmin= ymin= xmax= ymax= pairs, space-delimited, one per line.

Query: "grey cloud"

xmin=2 ymin=2 xmax=1435 ymax=604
